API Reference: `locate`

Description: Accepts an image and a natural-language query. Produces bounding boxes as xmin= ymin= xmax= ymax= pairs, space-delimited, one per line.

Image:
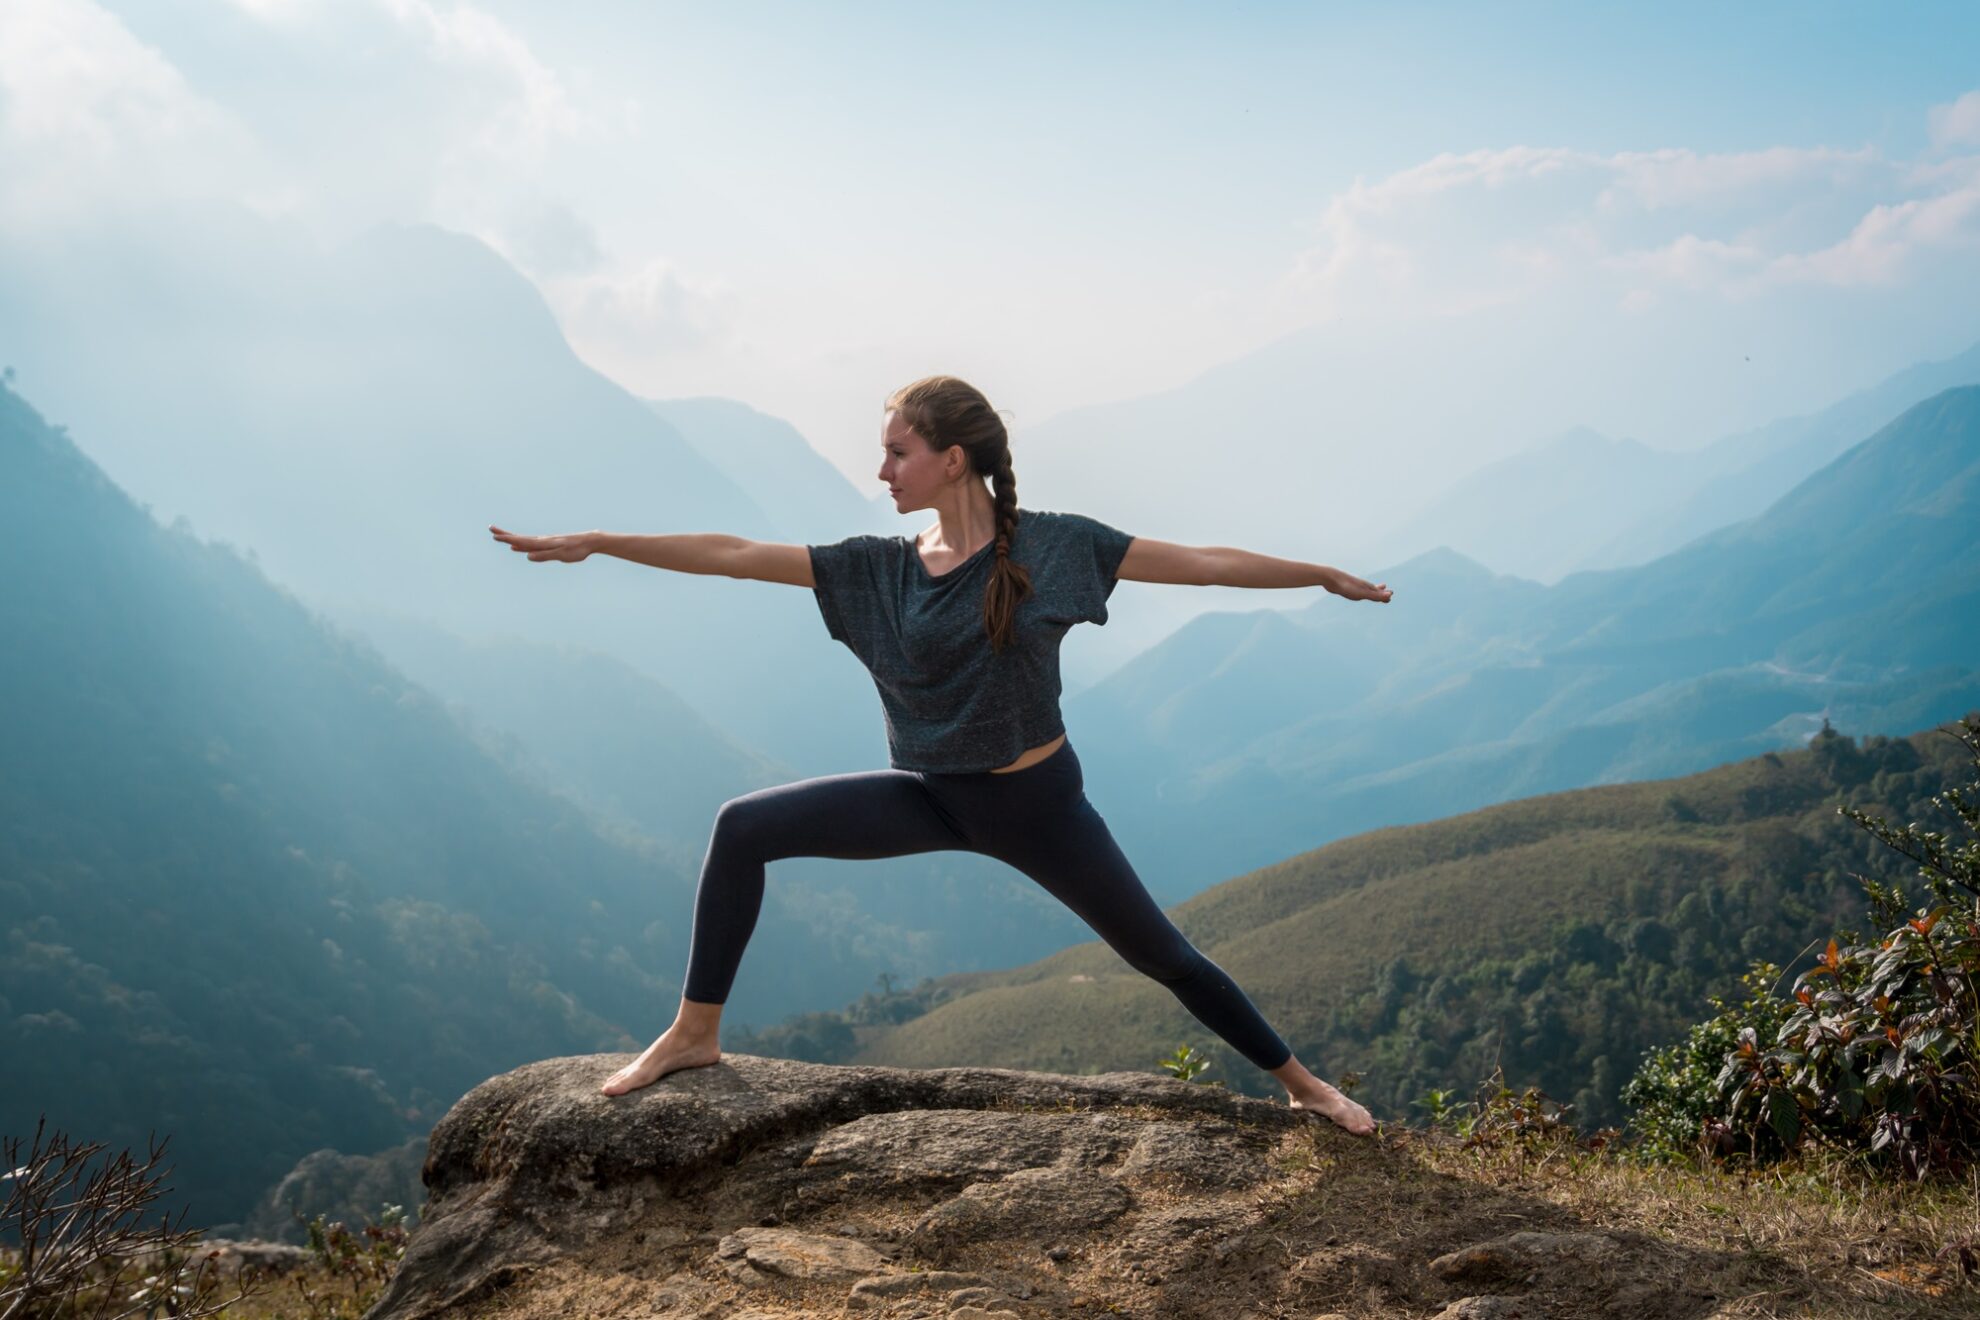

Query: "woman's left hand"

xmin=1334 ymin=574 xmax=1392 ymax=603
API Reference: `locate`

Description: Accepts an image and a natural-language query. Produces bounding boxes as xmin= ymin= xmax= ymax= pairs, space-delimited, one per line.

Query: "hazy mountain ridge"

xmin=1368 ymin=338 xmax=1980 ymax=583
xmin=0 ymin=204 xmax=877 ymax=771
xmin=1065 ymin=385 xmax=1980 ymax=899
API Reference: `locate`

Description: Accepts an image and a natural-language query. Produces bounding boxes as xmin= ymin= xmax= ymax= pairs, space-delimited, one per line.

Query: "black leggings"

xmin=681 ymin=738 xmax=1294 ymax=1073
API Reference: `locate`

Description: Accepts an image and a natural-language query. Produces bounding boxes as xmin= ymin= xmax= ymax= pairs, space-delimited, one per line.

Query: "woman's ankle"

xmin=670 ymin=1001 xmax=724 ymax=1043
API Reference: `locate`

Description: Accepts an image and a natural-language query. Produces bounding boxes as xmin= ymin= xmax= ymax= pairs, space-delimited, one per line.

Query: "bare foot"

xmin=1287 ymin=1078 xmax=1377 ymax=1136
xmin=600 ymin=1026 xmax=721 ymax=1096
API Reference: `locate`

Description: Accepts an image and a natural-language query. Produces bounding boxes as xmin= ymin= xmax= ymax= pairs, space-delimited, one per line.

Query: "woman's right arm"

xmin=489 ymin=526 xmax=815 ymax=586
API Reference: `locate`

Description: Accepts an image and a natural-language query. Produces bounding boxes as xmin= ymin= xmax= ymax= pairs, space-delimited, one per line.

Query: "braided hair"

xmin=883 ymin=375 xmax=1035 ymax=652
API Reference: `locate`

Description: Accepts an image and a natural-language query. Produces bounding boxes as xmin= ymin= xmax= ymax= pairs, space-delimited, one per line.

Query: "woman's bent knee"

xmin=1127 ymin=941 xmax=1207 ymax=987
xmin=709 ymin=794 xmax=777 ymax=855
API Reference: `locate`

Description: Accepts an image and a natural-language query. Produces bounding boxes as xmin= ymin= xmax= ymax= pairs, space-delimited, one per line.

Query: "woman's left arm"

xmin=1119 ymin=538 xmax=1393 ymax=603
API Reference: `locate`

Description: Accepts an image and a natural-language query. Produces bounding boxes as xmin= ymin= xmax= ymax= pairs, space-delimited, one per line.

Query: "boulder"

xmin=363 ymin=1052 xmax=1303 ymax=1320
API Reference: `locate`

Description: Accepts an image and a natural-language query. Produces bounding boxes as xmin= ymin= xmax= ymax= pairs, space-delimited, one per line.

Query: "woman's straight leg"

xmin=605 ymin=768 xmax=966 ymax=1097
xmin=682 ymin=769 xmax=965 ymax=1005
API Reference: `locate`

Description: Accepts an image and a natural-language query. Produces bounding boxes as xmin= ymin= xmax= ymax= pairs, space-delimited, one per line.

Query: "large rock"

xmin=362 ymin=1053 xmax=1302 ymax=1320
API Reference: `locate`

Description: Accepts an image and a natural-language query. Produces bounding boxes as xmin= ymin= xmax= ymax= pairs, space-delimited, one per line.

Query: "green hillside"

xmin=821 ymin=719 xmax=1975 ymax=1127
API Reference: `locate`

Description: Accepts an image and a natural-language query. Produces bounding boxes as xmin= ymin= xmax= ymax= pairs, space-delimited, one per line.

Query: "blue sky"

xmin=3 ymin=0 xmax=1977 ymax=482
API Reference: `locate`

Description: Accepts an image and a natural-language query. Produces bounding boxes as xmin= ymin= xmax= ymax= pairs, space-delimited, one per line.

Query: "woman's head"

xmin=881 ymin=375 xmax=1033 ymax=652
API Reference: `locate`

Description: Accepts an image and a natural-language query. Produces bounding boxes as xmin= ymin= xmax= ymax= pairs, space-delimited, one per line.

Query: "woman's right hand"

xmin=490 ymin=525 xmax=598 ymax=563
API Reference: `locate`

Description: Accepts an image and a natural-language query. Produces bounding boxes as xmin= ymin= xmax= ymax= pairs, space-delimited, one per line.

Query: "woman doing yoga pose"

xmin=489 ymin=375 xmax=1392 ymax=1136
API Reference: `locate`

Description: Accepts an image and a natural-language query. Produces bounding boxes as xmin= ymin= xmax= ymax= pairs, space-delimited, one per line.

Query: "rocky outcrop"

xmin=359 ymin=1054 xmax=1767 ymax=1320
xmin=363 ymin=1053 xmax=1306 ymax=1320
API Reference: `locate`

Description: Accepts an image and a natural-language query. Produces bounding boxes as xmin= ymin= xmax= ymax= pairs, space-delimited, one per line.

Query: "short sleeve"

xmin=1057 ymin=512 xmax=1136 ymax=625
xmin=807 ymin=535 xmax=884 ymax=645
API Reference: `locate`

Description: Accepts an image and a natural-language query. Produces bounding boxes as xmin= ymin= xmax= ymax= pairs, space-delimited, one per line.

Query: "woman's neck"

xmin=922 ymin=483 xmax=1001 ymax=553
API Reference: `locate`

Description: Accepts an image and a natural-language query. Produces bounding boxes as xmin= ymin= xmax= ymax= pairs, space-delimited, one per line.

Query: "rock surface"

xmin=358 ymin=1053 xmax=1783 ymax=1319
xmin=363 ymin=1053 xmax=1301 ymax=1320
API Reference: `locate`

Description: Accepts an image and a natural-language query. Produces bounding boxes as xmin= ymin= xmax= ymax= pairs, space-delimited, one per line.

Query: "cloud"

xmin=373 ymin=0 xmax=590 ymax=161
xmin=1598 ymin=144 xmax=1881 ymax=211
xmin=1928 ymin=88 xmax=1980 ymax=148
xmin=0 ymin=0 xmax=275 ymax=227
xmin=1761 ymin=180 xmax=1980 ymax=287
xmin=542 ymin=256 xmax=737 ymax=361
xmin=0 ymin=0 xmax=607 ymax=234
xmin=1605 ymin=233 xmax=1768 ymax=290
xmin=1282 ymin=121 xmax=1980 ymax=322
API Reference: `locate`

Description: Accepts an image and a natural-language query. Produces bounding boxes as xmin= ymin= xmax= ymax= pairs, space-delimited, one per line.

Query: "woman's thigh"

xmin=980 ymin=793 xmax=1197 ymax=978
xmin=713 ymin=768 xmax=967 ymax=862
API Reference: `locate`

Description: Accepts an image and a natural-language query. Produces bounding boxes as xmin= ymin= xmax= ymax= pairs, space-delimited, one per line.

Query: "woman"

xmin=489 ymin=375 xmax=1392 ymax=1136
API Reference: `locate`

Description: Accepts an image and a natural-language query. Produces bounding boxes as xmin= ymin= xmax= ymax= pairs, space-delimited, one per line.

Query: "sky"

xmin=3 ymin=0 xmax=1978 ymax=486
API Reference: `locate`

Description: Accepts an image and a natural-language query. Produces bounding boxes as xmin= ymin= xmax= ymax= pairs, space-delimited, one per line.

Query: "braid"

xmin=984 ymin=441 xmax=1032 ymax=652
xmin=992 ymin=445 xmax=1018 ymax=558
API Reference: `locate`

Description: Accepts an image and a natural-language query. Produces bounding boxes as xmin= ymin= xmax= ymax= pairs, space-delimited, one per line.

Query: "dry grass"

xmin=1393 ymin=1128 xmax=1980 ymax=1317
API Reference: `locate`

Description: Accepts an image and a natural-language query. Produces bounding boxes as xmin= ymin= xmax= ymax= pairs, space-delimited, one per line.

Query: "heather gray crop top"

xmin=808 ymin=508 xmax=1136 ymax=773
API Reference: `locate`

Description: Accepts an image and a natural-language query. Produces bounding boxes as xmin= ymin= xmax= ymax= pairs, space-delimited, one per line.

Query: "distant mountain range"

xmin=1068 ymin=385 xmax=1980 ymax=899
xmin=1363 ymin=339 xmax=1980 ymax=583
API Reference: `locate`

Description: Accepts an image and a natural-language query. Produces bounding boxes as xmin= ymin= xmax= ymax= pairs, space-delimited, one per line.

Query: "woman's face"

xmin=877 ymin=409 xmax=959 ymax=513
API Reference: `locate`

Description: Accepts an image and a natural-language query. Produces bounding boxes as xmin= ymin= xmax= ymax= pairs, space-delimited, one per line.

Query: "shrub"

xmin=1624 ymin=715 xmax=1980 ymax=1178
xmin=0 ymin=1118 xmax=263 ymax=1320
xmin=1620 ymin=962 xmax=1795 ymax=1163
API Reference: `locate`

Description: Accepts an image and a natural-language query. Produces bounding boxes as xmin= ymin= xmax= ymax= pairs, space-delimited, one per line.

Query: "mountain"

xmin=1581 ymin=336 xmax=1980 ymax=574
xmin=1063 ymin=386 xmax=1980 ymax=899
xmin=825 ymin=718 xmax=1975 ymax=1129
xmin=1366 ymin=338 xmax=1980 ymax=583
xmin=333 ymin=605 xmax=789 ymax=859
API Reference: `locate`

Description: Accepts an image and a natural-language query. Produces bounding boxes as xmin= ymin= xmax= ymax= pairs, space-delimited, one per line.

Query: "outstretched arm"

xmin=488 ymin=527 xmax=816 ymax=586
xmin=1118 ymin=537 xmax=1392 ymax=603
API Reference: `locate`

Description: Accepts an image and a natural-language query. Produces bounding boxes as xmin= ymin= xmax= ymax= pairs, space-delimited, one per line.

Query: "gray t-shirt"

xmin=808 ymin=507 xmax=1136 ymax=773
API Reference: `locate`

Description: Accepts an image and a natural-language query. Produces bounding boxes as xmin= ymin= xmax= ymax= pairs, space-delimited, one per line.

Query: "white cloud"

xmin=0 ymin=0 xmax=274 ymax=227
xmin=1605 ymin=234 xmax=1768 ymax=289
xmin=1281 ymin=126 xmax=1980 ymax=323
xmin=1928 ymin=89 xmax=1980 ymax=148
xmin=218 ymin=0 xmax=316 ymax=20
xmin=373 ymin=0 xmax=592 ymax=161
xmin=1761 ymin=180 xmax=1980 ymax=287
xmin=1598 ymin=144 xmax=1880 ymax=211
xmin=0 ymin=0 xmax=609 ymax=234
xmin=541 ymin=256 xmax=737 ymax=362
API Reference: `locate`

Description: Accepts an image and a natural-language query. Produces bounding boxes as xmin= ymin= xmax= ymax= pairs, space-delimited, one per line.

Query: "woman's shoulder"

xmin=1018 ymin=507 xmax=1082 ymax=534
xmin=1018 ymin=507 xmax=1119 ymax=543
